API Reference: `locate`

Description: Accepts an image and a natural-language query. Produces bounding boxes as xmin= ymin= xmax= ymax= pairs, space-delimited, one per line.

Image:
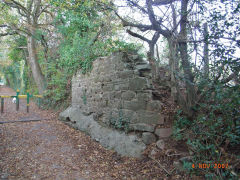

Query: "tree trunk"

xmin=5 ymin=75 xmax=11 ymax=87
xmin=148 ymin=43 xmax=157 ymax=81
xmin=167 ymin=38 xmax=178 ymax=101
xmin=203 ymin=23 xmax=209 ymax=78
xmin=178 ymin=0 xmax=196 ymax=117
xmin=27 ymin=34 xmax=46 ymax=94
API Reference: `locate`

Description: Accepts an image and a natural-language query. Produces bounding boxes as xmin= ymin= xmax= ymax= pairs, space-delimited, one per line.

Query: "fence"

xmin=0 ymin=89 xmax=42 ymax=113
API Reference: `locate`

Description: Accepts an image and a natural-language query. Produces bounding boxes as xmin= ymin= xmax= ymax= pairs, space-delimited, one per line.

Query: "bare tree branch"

xmin=126 ymin=29 xmax=151 ymax=43
xmin=0 ymin=25 xmax=8 ymax=28
xmin=152 ymin=0 xmax=179 ymax=6
xmin=115 ymin=11 xmax=153 ymax=31
xmin=0 ymin=31 xmax=17 ymax=36
xmin=152 ymin=31 xmax=160 ymax=44
xmin=3 ymin=0 xmax=29 ymax=16
xmin=126 ymin=0 xmax=148 ymax=14
xmin=146 ymin=0 xmax=160 ymax=29
xmin=222 ymin=72 xmax=240 ymax=84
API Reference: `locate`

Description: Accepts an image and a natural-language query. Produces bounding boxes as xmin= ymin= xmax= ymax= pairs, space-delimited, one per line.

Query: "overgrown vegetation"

xmin=172 ymin=1 xmax=240 ymax=178
xmin=174 ymin=82 xmax=240 ymax=179
xmin=0 ymin=0 xmax=239 ymax=178
xmin=109 ymin=108 xmax=130 ymax=133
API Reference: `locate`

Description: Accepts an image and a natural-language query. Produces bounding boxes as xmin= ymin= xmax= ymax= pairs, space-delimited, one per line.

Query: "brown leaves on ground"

xmin=0 ymin=86 xmax=188 ymax=180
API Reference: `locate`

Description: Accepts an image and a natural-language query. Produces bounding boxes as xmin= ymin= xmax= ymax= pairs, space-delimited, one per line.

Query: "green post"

xmin=1 ymin=97 xmax=4 ymax=113
xmin=37 ymin=97 xmax=40 ymax=108
xmin=16 ymin=89 xmax=20 ymax=111
xmin=27 ymin=90 xmax=29 ymax=113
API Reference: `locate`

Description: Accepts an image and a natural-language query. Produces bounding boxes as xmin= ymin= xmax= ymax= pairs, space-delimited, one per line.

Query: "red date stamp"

xmin=192 ymin=163 xmax=228 ymax=169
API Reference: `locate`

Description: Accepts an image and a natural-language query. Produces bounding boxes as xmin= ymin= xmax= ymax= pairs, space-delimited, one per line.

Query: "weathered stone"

xmin=155 ymin=128 xmax=172 ymax=138
xmin=129 ymin=77 xmax=149 ymax=91
xmin=108 ymin=100 xmax=123 ymax=109
xmin=114 ymin=83 xmax=129 ymax=91
xmin=62 ymin=52 xmax=171 ymax=157
xmin=115 ymin=62 xmax=125 ymax=71
xmin=149 ymin=148 xmax=158 ymax=157
xmin=113 ymin=91 xmax=122 ymax=99
xmin=146 ymin=100 xmax=162 ymax=111
xmin=121 ymin=91 xmax=136 ymax=101
xmin=117 ymin=70 xmax=134 ymax=79
xmin=138 ymin=70 xmax=152 ymax=78
xmin=129 ymin=123 xmax=155 ymax=132
xmin=1 ymin=173 xmax=9 ymax=179
xmin=173 ymin=161 xmax=184 ymax=172
xmin=121 ymin=109 xmax=136 ymax=118
xmin=109 ymin=109 xmax=137 ymax=126
xmin=59 ymin=107 xmax=146 ymax=157
xmin=179 ymin=156 xmax=192 ymax=163
xmin=131 ymin=55 xmax=139 ymax=60
xmin=102 ymin=84 xmax=114 ymax=91
xmin=123 ymin=100 xmax=146 ymax=111
xmin=156 ymin=140 xmax=165 ymax=150
xmin=136 ymin=92 xmax=152 ymax=101
xmin=135 ymin=111 xmax=164 ymax=125
xmin=135 ymin=64 xmax=151 ymax=71
xmin=103 ymin=75 xmax=111 ymax=82
xmin=142 ymin=132 xmax=156 ymax=145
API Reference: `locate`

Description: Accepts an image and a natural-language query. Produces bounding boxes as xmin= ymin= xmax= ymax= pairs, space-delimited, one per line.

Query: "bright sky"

xmin=114 ymin=0 xmax=240 ymax=67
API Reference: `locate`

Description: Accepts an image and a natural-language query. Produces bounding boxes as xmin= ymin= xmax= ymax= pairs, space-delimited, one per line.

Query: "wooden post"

xmin=16 ymin=89 xmax=20 ymax=111
xmin=1 ymin=98 xmax=4 ymax=113
xmin=27 ymin=90 xmax=30 ymax=113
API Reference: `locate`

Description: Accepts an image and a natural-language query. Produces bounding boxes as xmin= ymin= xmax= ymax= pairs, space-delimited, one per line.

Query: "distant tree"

xmin=114 ymin=0 xmax=196 ymax=116
xmin=0 ymin=0 xmax=54 ymax=94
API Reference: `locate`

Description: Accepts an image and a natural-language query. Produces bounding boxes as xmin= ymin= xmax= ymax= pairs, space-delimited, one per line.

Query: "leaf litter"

xmin=0 ymin=86 xmax=192 ymax=180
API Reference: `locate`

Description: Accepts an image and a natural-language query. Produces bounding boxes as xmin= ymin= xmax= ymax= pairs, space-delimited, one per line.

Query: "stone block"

xmin=135 ymin=64 xmax=151 ymax=71
xmin=99 ymin=100 xmax=108 ymax=107
xmin=129 ymin=77 xmax=149 ymax=91
xmin=136 ymin=111 xmax=164 ymax=125
xmin=109 ymin=100 xmax=123 ymax=109
xmin=156 ymin=140 xmax=165 ymax=150
xmin=102 ymin=84 xmax=114 ymax=91
xmin=123 ymin=100 xmax=146 ymax=111
xmin=121 ymin=91 xmax=136 ymax=101
xmin=146 ymin=100 xmax=163 ymax=112
xmin=117 ymin=70 xmax=134 ymax=79
xmin=91 ymin=87 xmax=101 ymax=94
xmin=115 ymin=63 xmax=125 ymax=71
xmin=102 ymin=92 xmax=110 ymax=100
xmin=142 ymin=132 xmax=156 ymax=145
xmin=130 ymin=55 xmax=139 ymax=61
xmin=155 ymin=128 xmax=172 ymax=138
xmin=61 ymin=107 xmax=146 ymax=157
xmin=129 ymin=123 xmax=155 ymax=132
xmin=113 ymin=91 xmax=122 ymax=99
xmin=114 ymin=83 xmax=129 ymax=91
xmin=103 ymin=75 xmax=112 ymax=82
xmin=137 ymin=91 xmax=152 ymax=101
xmin=99 ymin=76 xmax=104 ymax=82
xmin=61 ymin=52 xmax=172 ymax=157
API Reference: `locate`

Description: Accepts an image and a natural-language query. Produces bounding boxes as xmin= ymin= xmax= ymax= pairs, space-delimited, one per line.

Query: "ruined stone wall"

xmin=60 ymin=52 xmax=172 ymax=157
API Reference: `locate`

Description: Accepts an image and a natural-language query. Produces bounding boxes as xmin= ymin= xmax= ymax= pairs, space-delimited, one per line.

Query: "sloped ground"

xmin=0 ymin=86 xmax=189 ymax=180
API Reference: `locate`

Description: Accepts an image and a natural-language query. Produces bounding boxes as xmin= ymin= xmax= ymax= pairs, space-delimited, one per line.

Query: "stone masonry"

xmin=59 ymin=51 xmax=171 ymax=157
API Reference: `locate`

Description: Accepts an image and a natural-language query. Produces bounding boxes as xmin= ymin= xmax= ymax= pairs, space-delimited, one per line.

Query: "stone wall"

xmin=59 ymin=52 xmax=172 ymax=157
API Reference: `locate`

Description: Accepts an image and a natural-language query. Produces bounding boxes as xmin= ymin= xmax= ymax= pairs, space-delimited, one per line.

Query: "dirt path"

xmin=0 ymin=86 xmax=184 ymax=180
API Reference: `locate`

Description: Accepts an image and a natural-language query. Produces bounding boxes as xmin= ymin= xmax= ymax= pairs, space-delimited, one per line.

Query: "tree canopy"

xmin=0 ymin=0 xmax=239 ymax=178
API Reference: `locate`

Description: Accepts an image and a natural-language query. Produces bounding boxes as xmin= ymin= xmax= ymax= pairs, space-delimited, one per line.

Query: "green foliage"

xmin=43 ymin=1 xmax=143 ymax=108
xmin=109 ymin=108 xmax=130 ymax=133
xmin=174 ymin=82 xmax=240 ymax=179
xmin=173 ymin=1 xmax=240 ymax=179
xmin=0 ymin=36 xmax=28 ymax=92
xmin=82 ymin=90 xmax=87 ymax=105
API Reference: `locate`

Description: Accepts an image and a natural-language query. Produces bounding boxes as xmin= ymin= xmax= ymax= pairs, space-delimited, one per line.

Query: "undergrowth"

xmin=173 ymin=83 xmax=240 ymax=179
